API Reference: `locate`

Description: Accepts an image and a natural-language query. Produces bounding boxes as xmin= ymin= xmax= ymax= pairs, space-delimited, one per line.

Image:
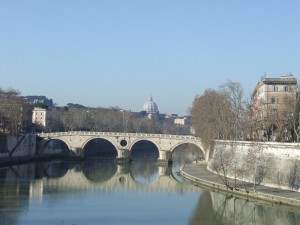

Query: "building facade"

xmin=174 ymin=116 xmax=191 ymax=126
xmin=251 ymin=75 xmax=297 ymax=141
xmin=32 ymin=107 xmax=48 ymax=129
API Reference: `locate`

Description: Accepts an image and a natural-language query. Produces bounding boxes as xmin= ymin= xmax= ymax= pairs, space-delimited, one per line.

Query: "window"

xmin=284 ymin=86 xmax=289 ymax=92
xmin=272 ymin=85 xmax=278 ymax=92
xmin=271 ymin=96 xmax=277 ymax=104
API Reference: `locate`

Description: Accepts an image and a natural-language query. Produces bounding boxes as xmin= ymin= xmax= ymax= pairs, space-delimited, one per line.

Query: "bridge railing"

xmin=38 ymin=131 xmax=200 ymax=141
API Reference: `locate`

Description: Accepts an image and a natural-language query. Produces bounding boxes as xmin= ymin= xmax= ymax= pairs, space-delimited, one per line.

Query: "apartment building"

xmin=251 ymin=75 xmax=297 ymax=140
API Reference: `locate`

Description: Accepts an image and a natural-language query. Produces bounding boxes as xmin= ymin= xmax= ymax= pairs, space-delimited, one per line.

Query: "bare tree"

xmin=45 ymin=105 xmax=186 ymax=135
xmin=219 ymin=81 xmax=248 ymax=140
xmin=191 ymin=89 xmax=233 ymax=149
xmin=0 ymin=88 xmax=32 ymax=134
xmin=288 ymin=161 xmax=300 ymax=191
xmin=191 ymin=80 xmax=249 ymax=151
xmin=249 ymin=94 xmax=266 ymax=141
xmin=244 ymin=143 xmax=266 ymax=191
xmin=280 ymin=93 xmax=300 ymax=142
xmin=211 ymin=143 xmax=235 ymax=189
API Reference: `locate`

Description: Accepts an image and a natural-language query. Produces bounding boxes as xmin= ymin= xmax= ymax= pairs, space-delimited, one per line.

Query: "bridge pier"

xmin=70 ymin=148 xmax=84 ymax=156
xmin=116 ymin=149 xmax=131 ymax=163
xmin=158 ymin=150 xmax=172 ymax=165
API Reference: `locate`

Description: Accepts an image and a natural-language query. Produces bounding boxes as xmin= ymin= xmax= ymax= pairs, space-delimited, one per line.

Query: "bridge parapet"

xmin=39 ymin=131 xmax=200 ymax=141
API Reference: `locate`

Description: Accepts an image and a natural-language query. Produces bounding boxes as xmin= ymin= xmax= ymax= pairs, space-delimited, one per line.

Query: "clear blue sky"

xmin=1 ymin=1 xmax=299 ymax=115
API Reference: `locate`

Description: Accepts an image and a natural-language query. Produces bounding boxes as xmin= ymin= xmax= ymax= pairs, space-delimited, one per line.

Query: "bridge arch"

xmin=170 ymin=141 xmax=205 ymax=162
xmin=129 ymin=139 xmax=160 ymax=161
xmin=82 ymin=137 xmax=118 ymax=158
xmin=40 ymin=138 xmax=71 ymax=155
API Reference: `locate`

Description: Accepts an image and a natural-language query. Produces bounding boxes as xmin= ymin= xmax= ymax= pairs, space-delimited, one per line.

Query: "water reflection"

xmin=0 ymin=166 xmax=30 ymax=225
xmin=191 ymin=190 xmax=300 ymax=225
xmin=0 ymin=160 xmax=300 ymax=225
xmin=41 ymin=160 xmax=70 ymax=178
xmin=130 ymin=161 xmax=159 ymax=184
xmin=189 ymin=191 xmax=215 ymax=224
xmin=0 ymin=159 xmax=194 ymax=225
xmin=81 ymin=159 xmax=118 ymax=182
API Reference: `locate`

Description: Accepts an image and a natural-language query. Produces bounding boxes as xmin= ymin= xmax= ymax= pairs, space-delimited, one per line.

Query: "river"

xmin=0 ymin=159 xmax=300 ymax=225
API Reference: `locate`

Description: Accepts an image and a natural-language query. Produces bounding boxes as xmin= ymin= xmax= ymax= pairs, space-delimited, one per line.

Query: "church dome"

xmin=143 ymin=97 xmax=159 ymax=114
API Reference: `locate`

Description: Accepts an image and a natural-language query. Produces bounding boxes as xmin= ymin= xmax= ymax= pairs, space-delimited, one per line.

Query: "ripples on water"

xmin=0 ymin=159 xmax=300 ymax=225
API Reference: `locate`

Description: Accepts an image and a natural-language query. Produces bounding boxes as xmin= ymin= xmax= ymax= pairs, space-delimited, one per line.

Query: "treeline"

xmin=0 ymin=89 xmax=32 ymax=135
xmin=46 ymin=107 xmax=190 ymax=135
xmin=190 ymin=80 xmax=300 ymax=148
xmin=0 ymin=88 xmax=190 ymax=135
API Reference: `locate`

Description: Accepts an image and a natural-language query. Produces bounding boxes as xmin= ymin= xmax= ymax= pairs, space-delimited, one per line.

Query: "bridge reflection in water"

xmin=1 ymin=160 xmax=300 ymax=225
xmin=40 ymin=159 xmax=198 ymax=193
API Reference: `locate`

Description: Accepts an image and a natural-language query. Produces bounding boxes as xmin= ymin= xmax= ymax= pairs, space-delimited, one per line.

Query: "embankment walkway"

xmin=180 ymin=162 xmax=300 ymax=208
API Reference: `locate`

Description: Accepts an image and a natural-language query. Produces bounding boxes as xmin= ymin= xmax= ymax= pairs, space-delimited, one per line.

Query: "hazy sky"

xmin=1 ymin=1 xmax=300 ymax=115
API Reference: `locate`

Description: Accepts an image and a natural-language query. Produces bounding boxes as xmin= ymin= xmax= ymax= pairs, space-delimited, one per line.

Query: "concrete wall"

xmin=0 ymin=134 xmax=36 ymax=158
xmin=208 ymin=140 xmax=300 ymax=191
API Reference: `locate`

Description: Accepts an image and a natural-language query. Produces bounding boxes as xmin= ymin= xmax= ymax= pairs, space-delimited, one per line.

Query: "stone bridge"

xmin=38 ymin=131 xmax=206 ymax=163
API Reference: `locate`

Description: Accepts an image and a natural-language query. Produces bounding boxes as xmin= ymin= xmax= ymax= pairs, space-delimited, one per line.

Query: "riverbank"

xmin=179 ymin=162 xmax=300 ymax=208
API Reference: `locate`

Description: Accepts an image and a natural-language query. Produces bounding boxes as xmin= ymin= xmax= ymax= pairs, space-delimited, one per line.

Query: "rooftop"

xmin=262 ymin=75 xmax=297 ymax=85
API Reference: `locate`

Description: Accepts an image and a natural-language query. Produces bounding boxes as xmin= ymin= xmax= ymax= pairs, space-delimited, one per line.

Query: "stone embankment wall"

xmin=208 ymin=140 xmax=300 ymax=191
xmin=0 ymin=134 xmax=36 ymax=158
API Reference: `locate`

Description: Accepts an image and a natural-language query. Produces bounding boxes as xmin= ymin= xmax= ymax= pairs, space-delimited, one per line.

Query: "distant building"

xmin=174 ymin=116 xmax=191 ymax=126
xmin=142 ymin=96 xmax=159 ymax=119
xmin=24 ymin=96 xmax=54 ymax=109
xmin=32 ymin=107 xmax=48 ymax=129
xmin=143 ymin=96 xmax=159 ymax=114
xmin=251 ymin=75 xmax=297 ymax=141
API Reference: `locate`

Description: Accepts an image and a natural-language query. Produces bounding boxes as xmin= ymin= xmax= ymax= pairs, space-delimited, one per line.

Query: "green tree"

xmin=33 ymin=102 xmax=48 ymax=109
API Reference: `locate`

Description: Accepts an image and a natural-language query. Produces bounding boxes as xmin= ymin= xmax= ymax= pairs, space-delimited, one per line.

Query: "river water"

xmin=1 ymin=159 xmax=300 ymax=225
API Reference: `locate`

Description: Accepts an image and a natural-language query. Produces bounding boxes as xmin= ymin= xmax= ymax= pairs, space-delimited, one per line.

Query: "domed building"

xmin=142 ymin=97 xmax=159 ymax=119
xmin=143 ymin=96 xmax=159 ymax=114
